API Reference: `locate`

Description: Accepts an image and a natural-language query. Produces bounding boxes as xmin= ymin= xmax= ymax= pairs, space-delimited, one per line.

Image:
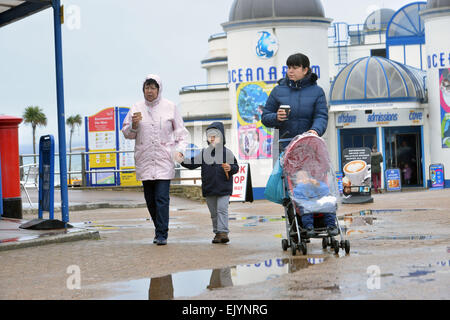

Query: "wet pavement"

xmin=0 ymin=188 xmax=449 ymax=299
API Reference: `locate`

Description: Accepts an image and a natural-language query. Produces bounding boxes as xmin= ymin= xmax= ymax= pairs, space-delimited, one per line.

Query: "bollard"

xmin=38 ymin=135 xmax=55 ymax=220
xmin=0 ymin=115 xmax=23 ymax=219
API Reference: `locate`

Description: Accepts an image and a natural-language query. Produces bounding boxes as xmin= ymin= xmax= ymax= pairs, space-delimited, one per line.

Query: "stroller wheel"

xmin=281 ymin=239 xmax=289 ymax=251
xmin=291 ymin=244 xmax=297 ymax=256
xmin=333 ymin=239 xmax=340 ymax=254
xmin=322 ymin=238 xmax=328 ymax=249
xmin=344 ymin=240 xmax=351 ymax=254
xmin=299 ymin=243 xmax=307 ymax=255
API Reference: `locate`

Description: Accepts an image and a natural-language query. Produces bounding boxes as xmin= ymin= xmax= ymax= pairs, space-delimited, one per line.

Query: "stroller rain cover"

xmin=281 ymin=133 xmax=340 ymax=214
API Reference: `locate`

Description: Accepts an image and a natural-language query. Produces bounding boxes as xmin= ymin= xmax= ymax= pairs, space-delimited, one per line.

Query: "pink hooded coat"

xmin=122 ymin=74 xmax=189 ymax=181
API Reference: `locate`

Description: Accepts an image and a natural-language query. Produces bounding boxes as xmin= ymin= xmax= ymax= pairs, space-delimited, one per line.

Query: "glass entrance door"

xmin=384 ymin=127 xmax=423 ymax=187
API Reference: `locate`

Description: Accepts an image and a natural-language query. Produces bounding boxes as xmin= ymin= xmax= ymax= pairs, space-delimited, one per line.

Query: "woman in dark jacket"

xmin=262 ymin=53 xmax=328 ymax=147
xmin=181 ymin=122 xmax=239 ymax=244
xmin=262 ymin=53 xmax=336 ymax=237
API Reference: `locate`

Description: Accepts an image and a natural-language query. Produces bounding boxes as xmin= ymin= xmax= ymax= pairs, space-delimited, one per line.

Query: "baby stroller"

xmin=278 ymin=133 xmax=350 ymax=255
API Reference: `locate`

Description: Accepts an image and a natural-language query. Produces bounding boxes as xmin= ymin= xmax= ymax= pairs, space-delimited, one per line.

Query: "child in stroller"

xmin=292 ymin=170 xmax=338 ymax=237
xmin=280 ymin=133 xmax=349 ymax=255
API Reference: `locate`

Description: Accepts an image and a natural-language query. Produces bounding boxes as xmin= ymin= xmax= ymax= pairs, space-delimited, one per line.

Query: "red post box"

xmin=0 ymin=115 xmax=23 ymax=219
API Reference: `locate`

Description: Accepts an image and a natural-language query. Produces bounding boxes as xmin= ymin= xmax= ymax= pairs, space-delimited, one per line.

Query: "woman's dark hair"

xmin=142 ymin=78 xmax=159 ymax=92
xmin=286 ymin=53 xmax=311 ymax=74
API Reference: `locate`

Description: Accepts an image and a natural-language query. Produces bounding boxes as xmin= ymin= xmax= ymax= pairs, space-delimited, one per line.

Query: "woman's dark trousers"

xmin=143 ymin=180 xmax=171 ymax=241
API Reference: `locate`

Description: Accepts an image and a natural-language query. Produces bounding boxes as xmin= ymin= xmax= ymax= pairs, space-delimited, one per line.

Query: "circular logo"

xmin=255 ymin=31 xmax=278 ymax=59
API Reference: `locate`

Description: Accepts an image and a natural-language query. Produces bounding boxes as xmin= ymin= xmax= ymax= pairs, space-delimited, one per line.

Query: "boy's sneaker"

xmin=220 ymin=233 xmax=230 ymax=244
xmin=212 ymin=234 xmax=221 ymax=244
xmin=153 ymin=237 xmax=157 ymax=244
xmin=327 ymin=226 xmax=339 ymax=237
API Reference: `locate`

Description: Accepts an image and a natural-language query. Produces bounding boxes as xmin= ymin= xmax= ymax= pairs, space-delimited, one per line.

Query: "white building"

xmin=179 ymin=0 xmax=450 ymax=198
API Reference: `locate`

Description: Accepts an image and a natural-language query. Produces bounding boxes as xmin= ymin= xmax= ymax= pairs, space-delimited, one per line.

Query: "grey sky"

xmin=0 ymin=0 xmax=416 ymax=150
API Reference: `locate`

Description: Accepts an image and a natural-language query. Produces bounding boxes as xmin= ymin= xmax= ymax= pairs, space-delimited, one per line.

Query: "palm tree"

xmin=22 ymin=106 xmax=47 ymax=164
xmin=66 ymin=114 xmax=82 ymax=185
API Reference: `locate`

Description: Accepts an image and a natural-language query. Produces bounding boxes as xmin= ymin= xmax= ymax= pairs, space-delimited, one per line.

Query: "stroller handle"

xmin=278 ymin=137 xmax=293 ymax=153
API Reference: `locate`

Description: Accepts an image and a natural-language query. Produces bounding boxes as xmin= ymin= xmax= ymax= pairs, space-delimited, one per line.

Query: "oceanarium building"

xmin=179 ymin=0 xmax=450 ymax=198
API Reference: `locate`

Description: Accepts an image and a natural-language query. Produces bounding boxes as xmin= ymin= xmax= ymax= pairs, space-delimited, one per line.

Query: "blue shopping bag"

xmin=264 ymin=156 xmax=285 ymax=204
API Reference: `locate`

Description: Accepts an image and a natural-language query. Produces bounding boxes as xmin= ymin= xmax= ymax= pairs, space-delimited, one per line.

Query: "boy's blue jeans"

xmin=143 ymin=180 xmax=171 ymax=240
xmin=301 ymin=212 xmax=336 ymax=229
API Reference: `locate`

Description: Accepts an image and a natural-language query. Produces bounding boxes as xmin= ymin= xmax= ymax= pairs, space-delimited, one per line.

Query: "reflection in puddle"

xmin=365 ymin=235 xmax=439 ymax=241
xmin=229 ymin=215 xmax=285 ymax=227
xmin=104 ymin=257 xmax=327 ymax=300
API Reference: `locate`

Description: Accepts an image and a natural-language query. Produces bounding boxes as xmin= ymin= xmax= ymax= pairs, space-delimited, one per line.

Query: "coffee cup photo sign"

xmin=342 ymin=148 xmax=372 ymax=189
xmin=344 ymin=160 xmax=370 ymax=186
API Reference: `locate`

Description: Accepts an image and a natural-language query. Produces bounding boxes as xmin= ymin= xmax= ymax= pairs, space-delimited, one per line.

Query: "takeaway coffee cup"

xmin=343 ymin=160 xmax=369 ymax=186
xmin=279 ymin=105 xmax=291 ymax=119
xmin=133 ymin=111 xmax=142 ymax=120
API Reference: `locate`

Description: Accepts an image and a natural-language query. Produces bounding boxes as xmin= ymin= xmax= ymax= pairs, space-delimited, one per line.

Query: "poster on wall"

xmin=385 ymin=169 xmax=402 ymax=192
xmin=86 ymin=107 xmax=116 ymax=186
xmin=117 ymin=107 xmax=140 ymax=186
xmin=236 ymin=81 xmax=276 ymax=160
xmin=341 ymin=148 xmax=372 ymax=203
xmin=440 ymin=68 xmax=450 ymax=148
xmin=429 ymin=163 xmax=444 ymax=189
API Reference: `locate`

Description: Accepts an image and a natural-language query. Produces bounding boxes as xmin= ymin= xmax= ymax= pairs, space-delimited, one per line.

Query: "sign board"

xmin=86 ymin=107 xmax=116 ymax=186
xmin=429 ymin=163 xmax=444 ymax=189
xmin=335 ymin=108 xmax=424 ymax=128
xmin=385 ymin=168 xmax=402 ymax=192
xmin=230 ymin=163 xmax=253 ymax=202
xmin=38 ymin=135 xmax=55 ymax=219
xmin=341 ymin=148 xmax=372 ymax=196
xmin=117 ymin=107 xmax=140 ymax=186
xmin=336 ymin=172 xmax=343 ymax=194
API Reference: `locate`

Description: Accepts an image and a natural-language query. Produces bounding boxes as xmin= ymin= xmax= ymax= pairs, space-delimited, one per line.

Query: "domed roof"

xmin=228 ymin=0 xmax=325 ymax=22
xmin=364 ymin=8 xmax=395 ymax=31
xmin=427 ymin=0 xmax=450 ymax=9
xmin=330 ymin=56 xmax=426 ymax=105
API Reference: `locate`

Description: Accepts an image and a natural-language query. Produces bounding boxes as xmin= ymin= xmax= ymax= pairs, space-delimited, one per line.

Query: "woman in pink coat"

xmin=122 ymin=74 xmax=189 ymax=245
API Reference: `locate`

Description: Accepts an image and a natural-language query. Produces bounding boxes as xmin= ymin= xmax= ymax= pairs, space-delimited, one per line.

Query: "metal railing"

xmin=19 ymin=149 xmax=201 ymax=187
xmin=180 ymin=83 xmax=228 ymax=93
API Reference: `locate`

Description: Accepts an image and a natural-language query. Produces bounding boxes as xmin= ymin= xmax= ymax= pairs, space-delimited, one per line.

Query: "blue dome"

xmin=330 ymin=56 xmax=426 ymax=105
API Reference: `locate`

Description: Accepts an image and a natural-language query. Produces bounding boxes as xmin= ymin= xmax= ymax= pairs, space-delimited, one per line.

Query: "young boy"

xmin=181 ymin=122 xmax=239 ymax=244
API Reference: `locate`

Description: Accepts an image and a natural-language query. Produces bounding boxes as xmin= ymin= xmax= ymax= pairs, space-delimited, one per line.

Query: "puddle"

xmin=400 ymin=269 xmax=436 ymax=283
xmin=229 ymin=215 xmax=285 ymax=227
xmin=71 ymin=217 xmax=181 ymax=232
xmin=365 ymin=235 xmax=440 ymax=241
xmin=101 ymin=256 xmax=327 ymax=300
xmin=338 ymin=208 xmax=440 ymax=236
xmin=0 ymin=228 xmax=87 ymax=243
